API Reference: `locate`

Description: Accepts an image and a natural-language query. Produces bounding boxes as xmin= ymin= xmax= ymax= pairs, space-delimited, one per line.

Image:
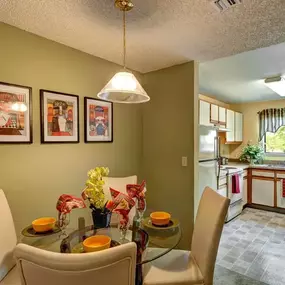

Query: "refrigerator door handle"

xmin=214 ymin=136 xmax=221 ymax=190
xmin=214 ymin=136 xmax=220 ymax=159
xmin=217 ymin=162 xmax=221 ymax=190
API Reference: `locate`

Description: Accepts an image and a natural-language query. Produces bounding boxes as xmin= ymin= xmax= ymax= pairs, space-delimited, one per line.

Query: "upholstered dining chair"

xmin=14 ymin=242 xmax=137 ymax=285
xmin=143 ymin=187 xmax=230 ymax=285
xmin=0 ymin=189 xmax=20 ymax=285
xmin=103 ymin=175 xmax=138 ymax=223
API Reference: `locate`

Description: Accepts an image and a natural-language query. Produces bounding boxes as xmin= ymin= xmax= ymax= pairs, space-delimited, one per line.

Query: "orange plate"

xmin=83 ymin=235 xmax=111 ymax=253
xmin=32 ymin=217 xmax=56 ymax=233
xmin=150 ymin=212 xmax=171 ymax=226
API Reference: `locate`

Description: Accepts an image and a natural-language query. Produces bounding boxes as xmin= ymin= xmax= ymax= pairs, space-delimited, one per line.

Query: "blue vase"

xmin=92 ymin=209 xmax=112 ymax=229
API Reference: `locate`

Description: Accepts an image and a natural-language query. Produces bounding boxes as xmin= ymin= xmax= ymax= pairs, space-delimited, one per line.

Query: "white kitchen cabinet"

xmin=199 ymin=100 xmax=213 ymax=126
xmin=277 ymin=180 xmax=285 ymax=208
xmin=210 ymin=104 xmax=219 ymax=123
xmin=242 ymin=178 xmax=247 ymax=206
xmin=252 ymin=170 xmax=274 ymax=178
xmin=235 ymin=112 xmax=243 ymax=142
xmin=226 ymin=109 xmax=235 ymax=142
xmin=219 ymin=107 xmax=226 ymax=125
xmin=252 ymin=178 xmax=274 ymax=207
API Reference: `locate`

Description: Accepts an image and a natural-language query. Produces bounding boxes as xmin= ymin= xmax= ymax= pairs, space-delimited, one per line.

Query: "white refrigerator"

xmin=198 ymin=125 xmax=219 ymax=204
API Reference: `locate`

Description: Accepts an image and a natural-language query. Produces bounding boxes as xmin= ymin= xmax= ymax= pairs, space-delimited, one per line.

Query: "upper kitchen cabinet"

xmin=235 ymin=112 xmax=243 ymax=142
xmin=218 ymin=107 xmax=226 ymax=125
xmin=225 ymin=109 xmax=243 ymax=144
xmin=199 ymin=100 xmax=213 ymax=126
xmin=198 ymin=95 xmax=243 ymax=144
xmin=210 ymin=104 xmax=219 ymax=124
xmin=226 ymin=109 xmax=235 ymax=142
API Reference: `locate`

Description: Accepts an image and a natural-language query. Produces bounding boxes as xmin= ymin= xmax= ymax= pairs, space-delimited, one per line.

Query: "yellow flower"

xmin=84 ymin=167 xmax=110 ymax=209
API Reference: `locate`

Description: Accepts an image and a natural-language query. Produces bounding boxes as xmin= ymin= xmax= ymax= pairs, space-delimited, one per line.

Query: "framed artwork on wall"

xmin=84 ymin=97 xmax=113 ymax=143
xmin=0 ymin=81 xmax=32 ymax=144
xmin=40 ymin=90 xmax=79 ymax=143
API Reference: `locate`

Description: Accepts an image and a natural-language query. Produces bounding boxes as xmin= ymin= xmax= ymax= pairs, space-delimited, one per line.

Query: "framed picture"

xmin=40 ymin=90 xmax=79 ymax=143
xmin=84 ymin=97 xmax=113 ymax=143
xmin=0 ymin=81 xmax=32 ymax=144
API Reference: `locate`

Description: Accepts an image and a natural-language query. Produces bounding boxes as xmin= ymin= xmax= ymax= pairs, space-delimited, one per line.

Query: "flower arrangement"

xmin=82 ymin=167 xmax=112 ymax=228
xmin=82 ymin=167 xmax=109 ymax=210
xmin=240 ymin=142 xmax=264 ymax=165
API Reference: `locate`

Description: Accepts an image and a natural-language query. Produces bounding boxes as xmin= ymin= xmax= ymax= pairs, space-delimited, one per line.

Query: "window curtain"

xmin=259 ymin=108 xmax=285 ymax=141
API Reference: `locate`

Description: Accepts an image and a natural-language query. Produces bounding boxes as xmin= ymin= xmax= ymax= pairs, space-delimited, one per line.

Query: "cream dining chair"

xmin=143 ymin=187 xmax=230 ymax=285
xmin=103 ymin=175 xmax=138 ymax=223
xmin=14 ymin=242 xmax=137 ymax=285
xmin=0 ymin=189 xmax=21 ymax=285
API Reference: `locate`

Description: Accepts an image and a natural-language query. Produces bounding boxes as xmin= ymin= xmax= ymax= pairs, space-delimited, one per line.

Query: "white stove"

xmin=221 ymin=166 xmax=243 ymax=175
xmin=219 ymin=166 xmax=244 ymax=222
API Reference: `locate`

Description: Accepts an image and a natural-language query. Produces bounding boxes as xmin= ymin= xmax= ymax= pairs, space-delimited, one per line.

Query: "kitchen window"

xmin=265 ymin=126 xmax=285 ymax=154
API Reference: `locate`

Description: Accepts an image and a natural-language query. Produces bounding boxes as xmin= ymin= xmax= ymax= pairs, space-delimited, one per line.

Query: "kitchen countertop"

xmin=227 ymin=162 xmax=249 ymax=170
xmin=226 ymin=162 xmax=285 ymax=171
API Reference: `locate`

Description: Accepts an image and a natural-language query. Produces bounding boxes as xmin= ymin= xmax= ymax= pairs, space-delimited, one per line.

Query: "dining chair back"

xmin=14 ymin=242 xmax=137 ymax=285
xmin=103 ymin=175 xmax=138 ymax=222
xmin=103 ymin=175 xmax=137 ymax=200
xmin=191 ymin=187 xmax=230 ymax=285
xmin=0 ymin=189 xmax=17 ymax=282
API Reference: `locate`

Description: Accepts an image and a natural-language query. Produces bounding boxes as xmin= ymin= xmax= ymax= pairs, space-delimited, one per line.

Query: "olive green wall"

xmin=0 ymin=23 xmax=143 ymax=234
xmin=0 ymin=23 xmax=199 ymax=246
xmin=142 ymin=62 xmax=199 ymax=249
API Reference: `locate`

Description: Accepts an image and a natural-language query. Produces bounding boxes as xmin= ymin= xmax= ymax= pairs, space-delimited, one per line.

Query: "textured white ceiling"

xmin=199 ymin=42 xmax=285 ymax=103
xmin=0 ymin=0 xmax=285 ymax=73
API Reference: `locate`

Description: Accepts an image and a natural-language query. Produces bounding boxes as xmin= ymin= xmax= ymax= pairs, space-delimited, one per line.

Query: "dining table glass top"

xmin=21 ymin=217 xmax=181 ymax=265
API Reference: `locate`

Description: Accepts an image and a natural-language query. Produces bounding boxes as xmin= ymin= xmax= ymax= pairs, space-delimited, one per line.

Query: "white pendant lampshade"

xmin=97 ymin=71 xmax=150 ymax=103
xmin=97 ymin=0 xmax=150 ymax=104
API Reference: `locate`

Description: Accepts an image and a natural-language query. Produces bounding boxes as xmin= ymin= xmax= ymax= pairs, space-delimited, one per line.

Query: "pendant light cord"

xmin=123 ymin=9 xmax=126 ymax=69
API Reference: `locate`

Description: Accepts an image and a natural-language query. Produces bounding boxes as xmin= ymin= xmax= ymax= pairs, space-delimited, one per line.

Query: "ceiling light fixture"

xmin=97 ymin=0 xmax=150 ymax=104
xmin=264 ymin=76 xmax=285 ymax=97
xmin=211 ymin=0 xmax=242 ymax=12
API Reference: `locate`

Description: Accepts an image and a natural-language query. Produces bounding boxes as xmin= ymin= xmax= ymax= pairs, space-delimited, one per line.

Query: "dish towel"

xmin=232 ymin=174 xmax=240 ymax=194
xmin=282 ymin=179 xmax=285 ymax=198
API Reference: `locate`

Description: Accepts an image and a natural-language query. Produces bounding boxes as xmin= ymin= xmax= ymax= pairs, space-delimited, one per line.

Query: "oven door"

xmin=227 ymin=172 xmax=243 ymax=204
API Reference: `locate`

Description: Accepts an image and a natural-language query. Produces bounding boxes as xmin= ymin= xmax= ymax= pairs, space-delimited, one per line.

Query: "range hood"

xmin=214 ymin=125 xmax=231 ymax=132
xmin=199 ymin=124 xmax=231 ymax=132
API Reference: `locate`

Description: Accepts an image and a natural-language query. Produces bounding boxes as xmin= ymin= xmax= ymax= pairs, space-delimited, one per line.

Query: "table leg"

xmin=134 ymin=228 xmax=148 ymax=285
xmin=136 ymin=264 xmax=143 ymax=285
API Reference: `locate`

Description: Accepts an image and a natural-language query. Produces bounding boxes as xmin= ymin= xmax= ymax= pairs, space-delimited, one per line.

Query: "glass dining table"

xmin=21 ymin=217 xmax=181 ymax=285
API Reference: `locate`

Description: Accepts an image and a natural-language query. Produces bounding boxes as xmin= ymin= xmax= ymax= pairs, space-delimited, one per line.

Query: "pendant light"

xmin=97 ymin=0 xmax=150 ymax=104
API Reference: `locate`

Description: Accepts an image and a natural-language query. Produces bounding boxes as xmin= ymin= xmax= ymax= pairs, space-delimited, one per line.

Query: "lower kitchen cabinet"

xmin=242 ymin=178 xmax=247 ymax=206
xmin=252 ymin=178 xmax=274 ymax=207
xmin=277 ymin=180 xmax=285 ymax=208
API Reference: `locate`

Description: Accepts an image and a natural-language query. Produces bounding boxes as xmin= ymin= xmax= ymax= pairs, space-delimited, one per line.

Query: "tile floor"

xmin=214 ymin=264 xmax=267 ymax=285
xmin=217 ymin=208 xmax=285 ymax=285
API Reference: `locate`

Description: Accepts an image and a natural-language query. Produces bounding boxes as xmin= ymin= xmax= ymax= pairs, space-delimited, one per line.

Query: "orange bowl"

xmin=150 ymin=212 xmax=171 ymax=226
xmin=83 ymin=235 xmax=111 ymax=253
xmin=32 ymin=217 xmax=56 ymax=233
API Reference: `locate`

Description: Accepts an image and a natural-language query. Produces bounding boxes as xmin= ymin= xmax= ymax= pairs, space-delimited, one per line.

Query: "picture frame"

xmin=84 ymin=97 xmax=113 ymax=143
xmin=0 ymin=81 xmax=32 ymax=144
xmin=40 ymin=89 xmax=79 ymax=143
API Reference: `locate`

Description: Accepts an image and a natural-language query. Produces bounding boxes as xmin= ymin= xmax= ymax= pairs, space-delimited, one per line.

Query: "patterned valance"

xmin=259 ymin=108 xmax=285 ymax=141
